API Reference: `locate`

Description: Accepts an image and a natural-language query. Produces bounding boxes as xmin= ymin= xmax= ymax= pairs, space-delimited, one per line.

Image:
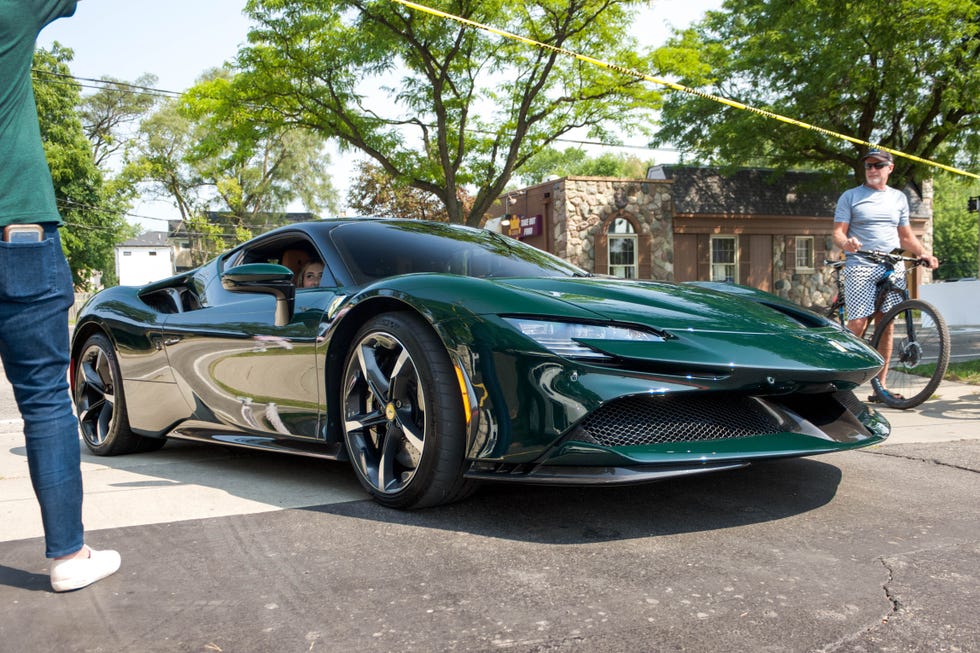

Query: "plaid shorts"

xmin=843 ymin=262 xmax=906 ymax=320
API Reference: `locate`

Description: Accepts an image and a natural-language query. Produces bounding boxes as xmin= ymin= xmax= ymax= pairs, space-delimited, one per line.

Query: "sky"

xmin=39 ymin=0 xmax=722 ymax=229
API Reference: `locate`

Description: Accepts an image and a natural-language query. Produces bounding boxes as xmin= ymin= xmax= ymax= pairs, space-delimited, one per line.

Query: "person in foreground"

xmin=833 ymin=148 xmax=939 ymax=401
xmin=0 ymin=0 xmax=120 ymax=591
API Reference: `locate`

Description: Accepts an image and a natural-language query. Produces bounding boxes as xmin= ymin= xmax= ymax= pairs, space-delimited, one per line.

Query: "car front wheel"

xmin=341 ymin=312 xmax=473 ymax=509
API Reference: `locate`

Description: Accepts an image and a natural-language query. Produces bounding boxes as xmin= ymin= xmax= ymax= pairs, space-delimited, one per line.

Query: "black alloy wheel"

xmin=341 ymin=312 xmax=474 ymax=509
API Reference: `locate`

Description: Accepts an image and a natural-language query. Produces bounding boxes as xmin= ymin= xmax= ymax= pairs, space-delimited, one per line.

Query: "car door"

xmin=159 ymin=239 xmax=342 ymax=440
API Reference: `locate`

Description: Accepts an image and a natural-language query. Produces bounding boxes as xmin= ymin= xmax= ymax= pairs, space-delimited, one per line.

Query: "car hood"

xmin=496 ymin=277 xmax=809 ymax=332
xmin=491 ymin=277 xmax=880 ymax=379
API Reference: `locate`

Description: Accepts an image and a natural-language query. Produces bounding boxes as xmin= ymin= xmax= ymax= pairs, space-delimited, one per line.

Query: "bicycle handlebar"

xmin=855 ymin=250 xmax=931 ymax=268
xmin=825 ymin=250 xmax=933 ymax=269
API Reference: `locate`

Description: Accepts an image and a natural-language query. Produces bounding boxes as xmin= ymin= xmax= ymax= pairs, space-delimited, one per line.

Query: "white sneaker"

xmin=50 ymin=548 xmax=121 ymax=592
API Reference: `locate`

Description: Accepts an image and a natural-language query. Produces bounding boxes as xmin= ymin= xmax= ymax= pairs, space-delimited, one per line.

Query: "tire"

xmin=73 ymin=333 xmax=166 ymax=455
xmin=341 ymin=312 xmax=475 ymax=509
xmin=869 ymin=299 xmax=950 ymax=409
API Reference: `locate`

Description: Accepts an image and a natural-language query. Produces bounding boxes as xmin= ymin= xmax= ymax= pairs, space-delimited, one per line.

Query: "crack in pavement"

xmin=858 ymin=448 xmax=980 ymax=474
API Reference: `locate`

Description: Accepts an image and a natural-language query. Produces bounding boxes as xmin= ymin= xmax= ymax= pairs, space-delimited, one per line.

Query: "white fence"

xmin=919 ymin=280 xmax=980 ymax=327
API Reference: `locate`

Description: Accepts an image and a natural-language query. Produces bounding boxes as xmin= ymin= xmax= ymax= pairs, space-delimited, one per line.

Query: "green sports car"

xmin=71 ymin=219 xmax=889 ymax=508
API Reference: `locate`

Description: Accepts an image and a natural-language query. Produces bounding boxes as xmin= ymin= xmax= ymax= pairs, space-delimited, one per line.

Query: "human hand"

xmin=842 ymin=237 xmax=862 ymax=253
xmin=919 ymin=255 xmax=939 ymax=269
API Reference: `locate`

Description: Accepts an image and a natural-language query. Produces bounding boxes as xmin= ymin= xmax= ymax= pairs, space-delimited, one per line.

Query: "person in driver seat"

xmin=298 ymin=260 xmax=324 ymax=288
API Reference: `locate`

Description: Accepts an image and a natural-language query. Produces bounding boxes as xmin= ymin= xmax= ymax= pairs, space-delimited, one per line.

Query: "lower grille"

xmin=576 ymin=394 xmax=783 ymax=447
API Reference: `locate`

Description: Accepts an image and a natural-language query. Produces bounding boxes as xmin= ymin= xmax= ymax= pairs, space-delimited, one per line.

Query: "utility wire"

xmin=31 ymin=68 xmax=678 ymax=155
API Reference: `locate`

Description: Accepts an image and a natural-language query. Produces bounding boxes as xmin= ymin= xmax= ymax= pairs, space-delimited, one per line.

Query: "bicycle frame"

xmin=825 ymin=250 xmax=949 ymax=409
xmin=826 ymin=251 xmax=916 ymax=335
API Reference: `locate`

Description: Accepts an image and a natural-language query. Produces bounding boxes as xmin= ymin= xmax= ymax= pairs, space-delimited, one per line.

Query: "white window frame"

xmin=607 ymin=218 xmax=638 ymax=279
xmin=710 ymin=235 xmax=738 ymax=283
xmin=795 ymin=236 xmax=815 ymax=271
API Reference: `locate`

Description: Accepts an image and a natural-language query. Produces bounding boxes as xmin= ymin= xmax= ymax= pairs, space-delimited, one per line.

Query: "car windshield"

xmin=330 ymin=221 xmax=587 ymax=284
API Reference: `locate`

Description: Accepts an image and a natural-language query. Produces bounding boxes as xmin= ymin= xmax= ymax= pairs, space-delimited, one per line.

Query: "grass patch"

xmin=945 ymin=359 xmax=980 ymax=385
xmin=914 ymin=359 xmax=980 ymax=385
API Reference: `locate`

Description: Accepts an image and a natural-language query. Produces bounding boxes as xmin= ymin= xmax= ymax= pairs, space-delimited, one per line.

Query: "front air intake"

xmin=575 ymin=394 xmax=783 ymax=447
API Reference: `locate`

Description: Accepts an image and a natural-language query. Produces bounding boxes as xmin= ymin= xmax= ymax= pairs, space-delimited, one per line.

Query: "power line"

xmin=57 ymin=198 xmax=173 ymax=224
xmin=31 ymin=68 xmax=184 ymax=100
xmin=31 ymin=68 xmax=679 ymax=156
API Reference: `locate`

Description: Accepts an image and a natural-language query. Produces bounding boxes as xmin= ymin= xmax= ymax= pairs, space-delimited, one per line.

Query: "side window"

xmin=710 ymin=235 xmax=738 ymax=283
xmin=607 ymin=217 xmax=637 ymax=279
xmin=795 ymin=236 xmax=814 ymax=271
xmin=224 ymin=235 xmax=334 ymax=289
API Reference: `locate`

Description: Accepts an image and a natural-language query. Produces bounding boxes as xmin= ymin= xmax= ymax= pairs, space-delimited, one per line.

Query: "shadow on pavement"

xmin=0 ymin=564 xmax=50 ymax=592
xmin=914 ymin=393 xmax=980 ymax=421
xmin=305 ymin=456 xmax=843 ymax=545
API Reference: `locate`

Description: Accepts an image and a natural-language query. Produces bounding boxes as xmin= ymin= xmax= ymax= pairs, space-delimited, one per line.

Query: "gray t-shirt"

xmin=834 ymin=185 xmax=910 ymax=267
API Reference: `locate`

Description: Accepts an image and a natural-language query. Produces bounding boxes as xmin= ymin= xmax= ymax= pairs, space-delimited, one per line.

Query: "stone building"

xmin=490 ymin=165 xmax=933 ymax=308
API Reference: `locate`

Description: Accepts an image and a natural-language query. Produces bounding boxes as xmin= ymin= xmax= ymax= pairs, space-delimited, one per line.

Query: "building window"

xmin=710 ymin=235 xmax=737 ymax=282
xmin=607 ymin=218 xmax=637 ymax=279
xmin=795 ymin=236 xmax=814 ymax=271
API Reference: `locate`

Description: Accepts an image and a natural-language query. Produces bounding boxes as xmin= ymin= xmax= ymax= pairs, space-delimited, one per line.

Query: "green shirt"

xmin=0 ymin=0 xmax=78 ymax=226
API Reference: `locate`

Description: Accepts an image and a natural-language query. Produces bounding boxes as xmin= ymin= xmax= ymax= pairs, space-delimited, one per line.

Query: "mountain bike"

xmin=824 ymin=250 xmax=950 ymax=409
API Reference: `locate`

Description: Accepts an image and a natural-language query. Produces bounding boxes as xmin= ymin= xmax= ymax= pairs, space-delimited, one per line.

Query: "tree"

xmin=231 ymin=0 xmax=662 ymax=227
xmin=652 ymin=0 xmax=980 ymax=188
xmin=127 ymin=69 xmax=339 ymax=262
xmin=932 ymin=174 xmax=980 ymax=279
xmin=347 ymin=160 xmax=450 ymax=221
xmin=516 ymin=146 xmax=654 ymax=185
xmin=125 ymin=96 xmax=205 ymax=223
xmin=32 ymin=44 xmax=134 ymax=289
xmin=184 ymin=68 xmax=339 ymax=222
xmin=79 ymin=73 xmax=160 ymax=169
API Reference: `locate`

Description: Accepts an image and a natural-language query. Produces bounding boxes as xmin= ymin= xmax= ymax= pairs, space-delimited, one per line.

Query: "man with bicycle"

xmin=833 ymin=148 xmax=939 ymax=400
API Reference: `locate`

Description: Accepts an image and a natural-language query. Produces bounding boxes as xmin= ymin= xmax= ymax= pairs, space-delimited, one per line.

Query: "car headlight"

xmin=503 ymin=318 xmax=665 ymax=360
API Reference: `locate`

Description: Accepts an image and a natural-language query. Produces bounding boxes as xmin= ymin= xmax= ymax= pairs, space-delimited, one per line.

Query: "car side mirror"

xmin=221 ymin=263 xmax=296 ymax=327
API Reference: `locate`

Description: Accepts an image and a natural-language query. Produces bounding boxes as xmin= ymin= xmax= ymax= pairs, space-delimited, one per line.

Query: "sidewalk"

xmin=860 ymin=378 xmax=980 ymax=445
xmin=2 ymin=377 xmax=977 ymax=546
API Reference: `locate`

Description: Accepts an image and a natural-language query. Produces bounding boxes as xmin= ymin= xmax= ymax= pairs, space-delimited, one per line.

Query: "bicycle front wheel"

xmin=869 ymin=299 xmax=950 ymax=409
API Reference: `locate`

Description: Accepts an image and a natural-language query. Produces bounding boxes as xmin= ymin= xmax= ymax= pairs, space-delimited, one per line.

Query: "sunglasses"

xmin=864 ymin=161 xmax=891 ymax=170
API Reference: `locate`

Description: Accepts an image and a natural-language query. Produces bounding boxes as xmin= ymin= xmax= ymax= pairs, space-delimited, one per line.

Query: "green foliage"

xmin=33 ymin=45 xmax=134 ymax=289
xmin=347 ymin=160 xmax=450 ymax=221
xmin=932 ymin=173 xmax=979 ymax=280
xmin=183 ymin=214 xmax=230 ymax=268
xmin=79 ymin=73 xmax=159 ymax=168
xmin=183 ymin=68 xmax=338 ymax=219
xmin=123 ymin=97 xmax=202 ymax=221
xmin=234 ymin=0 xmax=661 ymax=226
xmin=516 ymin=147 xmax=654 ymax=185
xmin=653 ymin=0 xmax=980 ymax=188
xmin=125 ymin=68 xmax=339 ymax=263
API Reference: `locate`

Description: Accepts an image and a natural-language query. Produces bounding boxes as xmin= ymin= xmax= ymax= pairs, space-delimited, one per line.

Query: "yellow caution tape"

xmin=393 ymin=0 xmax=979 ymax=180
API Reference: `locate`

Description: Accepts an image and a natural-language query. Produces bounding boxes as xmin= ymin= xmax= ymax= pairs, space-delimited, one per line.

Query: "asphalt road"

xmin=1 ymin=362 xmax=978 ymax=651
xmin=950 ymin=325 xmax=980 ymax=364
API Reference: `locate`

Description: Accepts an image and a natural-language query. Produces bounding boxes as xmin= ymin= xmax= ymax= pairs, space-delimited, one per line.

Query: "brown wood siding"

xmin=674 ymin=233 xmax=698 ymax=281
xmin=748 ymin=234 xmax=773 ymax=291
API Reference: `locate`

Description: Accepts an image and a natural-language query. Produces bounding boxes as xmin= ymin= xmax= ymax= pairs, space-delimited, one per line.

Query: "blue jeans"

xmin=0 ymin=223 xmax=83 ymax=558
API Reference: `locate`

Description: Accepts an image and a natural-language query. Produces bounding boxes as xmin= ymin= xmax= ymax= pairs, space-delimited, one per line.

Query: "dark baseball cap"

xmin=861 ymin=148 xmax=894 ymax=163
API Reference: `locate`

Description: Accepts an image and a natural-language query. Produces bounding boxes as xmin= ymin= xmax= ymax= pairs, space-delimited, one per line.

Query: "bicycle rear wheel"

xmin=869 ymin=299 xmax=950 ymax=409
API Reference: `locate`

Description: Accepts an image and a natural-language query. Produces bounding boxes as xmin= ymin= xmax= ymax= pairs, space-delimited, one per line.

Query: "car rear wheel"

xmin=74 ymin=333 xmax=165 ymax=455
xmin=341 ymin=312 xmax=474 ymax=509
